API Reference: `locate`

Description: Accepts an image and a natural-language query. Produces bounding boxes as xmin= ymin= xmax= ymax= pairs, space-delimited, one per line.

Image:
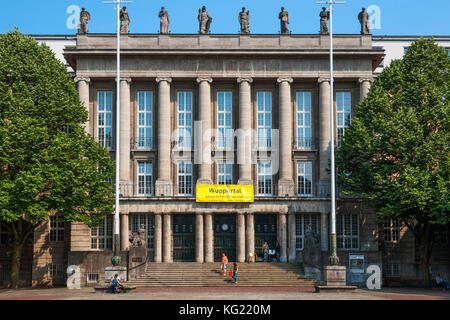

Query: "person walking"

xmin=262 ymin=241 xmax=269 ymax=262
xmin=221 ymin=252 xmax=228 ymax=276
xmin=232 ymin=262 xmax=239 ymax=284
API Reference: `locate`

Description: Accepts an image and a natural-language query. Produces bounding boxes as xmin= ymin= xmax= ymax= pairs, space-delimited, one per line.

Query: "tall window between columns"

xmin=295 ymin=214 xmax=319 ymax=251
xmin=97 ymin=91 xmax=113 ymax=149
xmin=91 ymin=215 xmax=113 ymax=250
xmin=296 ymin=92 xmax=312 ymax=149
xmin=297 ymin=161 xmax=313 ymax=197
xmin=217 ymin=162 xmax=233 ymax=185
xmin=129 ymin=214 xmax=155 ymax=258
xmin=177 ymin=91 xmax=193 ymax=150
xmin=178 ymin=161 xmax=193 ymax=196
xmin=336 ymin=213 xmax=359 ymax=250
xmin=217 ymin=91 xmax=233 ymax=150
xmin=137 ymin=91 xmax=153 ymax=149
xmin=257 ymin=161 xmax=273 ymax=196
xmin=257 ymin=92 xmax=272 ymax=149
xmin=336 ymin=91 xmax=351 ymax=148
xmin=49 ymin=216 xmax=65 ymax=242
xmin=138 ymin=162 xmax=153 ymax=196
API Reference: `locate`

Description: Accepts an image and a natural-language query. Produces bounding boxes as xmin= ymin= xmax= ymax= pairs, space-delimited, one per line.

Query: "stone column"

xmin=318 ymin=78 xmax=331 ymax=197
xmin=246 ymin=213 xmax=255 ymax=260
xmin=75 ymin=77 xmax=91 ymax=134
xmin=195 ymin=213 xmax=204 ymax=263
xmin=119 ymin=78 xmax=132 ymax=185
xmin=120 ymin=213 xmax=129 ymax=251
xmin=163 ymin=213 xmax=173 ymax=263
xmin=155 ymin=77 xmax=173 ymax=196
xmin=204 ymin=214 xmax=214 ymax=263
xmin=236 ymin=213 xmax=246 ymax=262
xmin=237 ymin=78 xmax=253 ymax=185
xmin=359 ymin=78 xmax=373 ymax=103
xmin=288 ymin=213 xmax=296 ymax=262
xmin=154 ymin=214 xmax=162 ymax=263
xmin=321 ymin=212 xmax=329 ymax=251
xmin=277 ymin=78 xmax=294 ymax=196
xmin=279 ymin=213 xmax=288 ymax=262
xmin=196 ymin=77 xmax=213 ymax=185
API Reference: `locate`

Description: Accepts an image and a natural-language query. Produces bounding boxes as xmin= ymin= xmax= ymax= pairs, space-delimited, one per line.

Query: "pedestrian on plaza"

xmin=221 ymin=252 xmax=228 ymax=276
xmin=109 ymin=274 xmax=121 ymax=293
xmin=232 ymin=262 xmax=239 ymax=284
xmin=262 ymin=241 xmax=269 ymax=262
xmin=436 ymin=274 xmax=448 ymax=291
xmin=275 ymin=240 xmax=281 ymax=262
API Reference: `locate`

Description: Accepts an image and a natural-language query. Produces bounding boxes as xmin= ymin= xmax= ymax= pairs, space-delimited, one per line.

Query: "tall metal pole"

xmin=317 ymin=0 xmax=345 ymax=266
xmin=104 ymin=0 xmax=132 ymax=266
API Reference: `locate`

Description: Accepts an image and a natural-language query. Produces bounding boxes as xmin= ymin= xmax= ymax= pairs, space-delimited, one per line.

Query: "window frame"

xmin=97 ymin=91 xmax=114 ymax=149
xmin=256 ymin=91 xmax=272 ymax=150
xmin=336 ymin=91 xmax=352 ymax=148
xmin=176 ymin=91 xmax=193 ymax=150
xmin=90 ymin=215 xmax=113 ymax=251
xmin=295 ymin=214 xmax=320 ymax=251
xmin=177 ymin=161 xmax=193 ymax=196
xmin=49 ymin=216 xmax=65 ymax=243
xmin=137 ymin=161 xmax=153 ymax=196
xmin=136 ymin=91 xmax=153 ymax=149
xmin=296 ymin=91 xmax=312 ymax=149
xmin=257 ymin=161 xmax=273 ymax=196
xmin=216 ymin=91 xmax=233 ymax=150
xmin=297 ymin=161 xmax=313 ymax=197
xmin=336 ymin=213 xmax=360 ymax=250
xmin=217 ymin=161 xmax=233 ymax=185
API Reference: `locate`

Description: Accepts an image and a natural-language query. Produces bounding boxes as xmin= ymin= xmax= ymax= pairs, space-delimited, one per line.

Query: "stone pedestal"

xmin=104 ymin=266 xmax=127 ymax=285
xmin=323 ymin=265 xmax=347 ymax=286
xmin=127 ymin=246 xmax=147 ymax=281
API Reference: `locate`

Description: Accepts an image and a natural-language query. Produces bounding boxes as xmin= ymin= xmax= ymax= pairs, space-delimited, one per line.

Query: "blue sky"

xmin=1 ymin=0 xmax=449 ymax=35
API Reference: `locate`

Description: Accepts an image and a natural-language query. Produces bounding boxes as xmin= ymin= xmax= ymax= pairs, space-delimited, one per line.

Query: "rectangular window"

xmin=48 ymin=264 xmax=65 ymax=280
xmin=336 ymin=91 xmax=351 ymax=148
xmin=49 ymin=216 xmax=65 ymax=242
xmin=87 ymin=273 xmax=99 ymax=283
xmin=91 ymin=215 xmax=113 ymax=250
xmin=217 ymin=91 xmax=233 ymax=150
xmin=138 ymin=162 xmax=153 ymax=196
xmin=296 ymin=92 xmax=312 ymax=149
xmin=337 ymin=214 xmax=359 ymax=250
xmin=97 ymin=91 xmax=113 ymax=149
xmin=295 ymin=214 xmax=319 ymax=251
xmin=217 ymin=162 xmax=233 ymax=185
xmin=385 ymin=263 xmax=401 ymax=277
xmin=257 ymin=161 xmax=272 ymax=196
xmin=433 ymin=224 xmax=449 ymax=247
xmin=384 ymin=218 xmax=400 ymax=243
xmin=137 ymin=91 xmax=153 ymax=149
xmin=0 ymin=224 xmax=11 ymax=245
xmin=257 ymin=92 xmax=272 ymax=149
xmin=297 ymin=161 xmax=313 ymax=197
xmin=177 ymin=91 xmax=193 ymax=149
xmin=129 ymin=214 xmax=155 ymax=251
xmin=178 ymin=161 xmax=193 ymax=196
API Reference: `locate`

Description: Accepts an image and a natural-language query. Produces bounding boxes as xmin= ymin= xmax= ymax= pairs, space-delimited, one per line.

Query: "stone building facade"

xmin=0 ymin=33 xmax=448 ymax=287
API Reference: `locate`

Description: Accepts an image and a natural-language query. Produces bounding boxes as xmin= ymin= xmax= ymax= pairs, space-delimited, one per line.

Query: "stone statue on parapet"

xmin=78 ymin=7 xmax=91 ymax=34
xmin=120 ymin=6 xmax=131 ymax=34
xmin=198 ymin=6 xmax=212 ymax=34
xmin=319 ymin=7 xmax=330 ymax=34
xmin=358 ymin=7 xmax=370 ymax=35
xmin=239 ymin=7 xmax=250 ymax=35
xmin=129 ymin=224 xmax=147 ymax=247
xmin=159 ymin=6 xmax=170 ymax=34
xmin=278 ymin=7 xmax=289 ymax=34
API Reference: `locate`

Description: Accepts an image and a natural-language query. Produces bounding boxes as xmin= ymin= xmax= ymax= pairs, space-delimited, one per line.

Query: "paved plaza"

xmin=0 ymin=286 xmax=448 ymax=300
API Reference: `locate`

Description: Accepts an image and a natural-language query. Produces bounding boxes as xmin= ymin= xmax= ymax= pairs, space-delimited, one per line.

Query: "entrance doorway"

xmin=255 ymin=214 xmax=277 ymax=259
xmin=214 ymin=215 xmax=236 ymax=262
xmin=173 ymin=215 xmax=195 ymax=261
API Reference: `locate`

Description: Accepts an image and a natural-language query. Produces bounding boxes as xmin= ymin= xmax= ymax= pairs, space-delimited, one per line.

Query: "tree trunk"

xmin=10 ymin=239 xmax=23 ymax=289
xmin=417 ymin=222 xmax=432 ymax=281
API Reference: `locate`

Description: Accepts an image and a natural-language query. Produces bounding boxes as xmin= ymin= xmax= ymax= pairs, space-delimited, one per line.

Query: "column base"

xmin=278 ymin=179 xmax=295 ymax=197
xmin=155 ymin=179 xmax=173 ymax=197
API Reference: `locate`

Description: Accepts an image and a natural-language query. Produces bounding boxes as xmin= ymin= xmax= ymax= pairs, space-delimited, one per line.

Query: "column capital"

xmin=318 ymin=77 xmax=330 ymax=84
xmin=196 ymin=77 xmax=213 ymax=84
xmin=115 ymin=77 xmax=132 ymax=83
xmin=358 ymin=77 xmax=374 ymax=84
xmin=156 ymin=77 xmax=172 ymax=84
xmin=74 ymin=76 xmax=91 ymax=84
xmin=277 ymin=77 xmax=293 ymax=84
xmin=237 ymin=77 xmax=253 ymax=84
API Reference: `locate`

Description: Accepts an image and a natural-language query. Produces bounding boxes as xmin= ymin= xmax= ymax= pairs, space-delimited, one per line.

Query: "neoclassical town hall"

xmin=0 ymin=10 xmax=449 ymax=287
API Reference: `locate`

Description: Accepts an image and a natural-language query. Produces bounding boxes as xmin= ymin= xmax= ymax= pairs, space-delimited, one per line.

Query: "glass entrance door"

xmin=214 ymin=215 xmax=236 ymax=262
xmin=255 ymin=214 xmax=277 ymax=259
xmin=173 ymin=215 xmax=195 ymax=261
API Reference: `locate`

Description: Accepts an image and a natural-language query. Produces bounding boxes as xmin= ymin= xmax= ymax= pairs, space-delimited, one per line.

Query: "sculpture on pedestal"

xmin=303 ymin=225 xmax=322 ymax=280
xmin=358 ymin=8 xmax=370 ymax=35
xmin=278 ymin=7 xmax=289 ymax=34
xmin=129 ymin=224 xmax=147 ymax=247
xmin=319 ymin=7 xmax=330 ymax=34
xmin=120 ymin=6 xmax=130 ymax=34
xmin=159 ymin=7 xmax=170 ymax=34
xmin=78 ymin=7 xmax=91 ymax=34
xmin=198 ymin=6 xmax=212 ymax=34
xmin=238 ymin=7 xmax=250 ymax=35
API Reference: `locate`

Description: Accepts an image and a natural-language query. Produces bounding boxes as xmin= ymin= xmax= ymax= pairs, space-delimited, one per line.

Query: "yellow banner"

xmin=196 ymin=185 xmax=254 ymax=203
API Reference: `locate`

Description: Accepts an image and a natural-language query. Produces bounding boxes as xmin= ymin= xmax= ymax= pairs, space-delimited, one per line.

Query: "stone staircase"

xmin=126 ymin=262 xmax=320 ymax=287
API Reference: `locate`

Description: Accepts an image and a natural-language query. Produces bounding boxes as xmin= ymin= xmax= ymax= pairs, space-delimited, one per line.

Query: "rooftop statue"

xmin=198 ymin=6 xmax=212 ymax=34
xmin=159 ymin=6 xmax=170 ymax=34
xmin=319 ymin=7 xmax=330 ymax=34
xmin=279 ymin=7 xmax=289 ymax=34
xmin=239 ymin=7 xmax=250 ymax=35
xmin=358 ymin=7 xmax=370 ymax=35
xmin=120 ymin=6 xmax=130 ymax=34
xmin=78 ymin=7 xmax=91 ymax=34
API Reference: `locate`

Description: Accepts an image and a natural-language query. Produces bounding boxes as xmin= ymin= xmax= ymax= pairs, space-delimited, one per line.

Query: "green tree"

xmin=0 ymin=29 xmax=115 ymax=288
xmin=336 ymin=38 xmax=449 ymax=281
